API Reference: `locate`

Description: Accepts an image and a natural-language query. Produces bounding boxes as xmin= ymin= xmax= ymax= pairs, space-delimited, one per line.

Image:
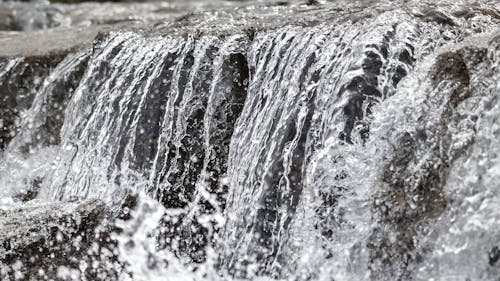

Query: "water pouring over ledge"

xmin=0 ymin=0 xmax=500 ymax=280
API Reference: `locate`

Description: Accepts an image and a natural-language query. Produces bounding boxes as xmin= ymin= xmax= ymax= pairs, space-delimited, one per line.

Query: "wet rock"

xmin=489 ymin=246 xmax=500 ymax=266
xmin=0 ymin=2 xmax=172 ymax=31
xmin=12 ymin=178 xmax=42 ymax=202
xmin=0 ymin=1 xmax=304 ymax=33
xmin=340 ymin=36 xmax=410 ymax=143
xmin=154 ymin=44 xmax=250 ymax=265
xmin=12 ymin=51 xmax=90 ymax=153
xmin=118 ymin=193 xmax=138 ymax=221
xmin=0 ymin=55 xmax=66 ymax=150
xmin=0 ymin=199 xmax=121 ymax=281
xmin=0 ymin=1 xmax=498 ymax=280
xmin=0 ymin=26 xmax=104 ymax=58
xmin=0 ymin=26 xmax=104 ymax=150
xmin=369 ymin=42 xmax=494 ymax=280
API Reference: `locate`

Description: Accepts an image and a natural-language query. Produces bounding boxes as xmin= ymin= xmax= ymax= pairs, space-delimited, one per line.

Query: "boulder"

xmin=0 ymin=199 xmax=121 ymax=281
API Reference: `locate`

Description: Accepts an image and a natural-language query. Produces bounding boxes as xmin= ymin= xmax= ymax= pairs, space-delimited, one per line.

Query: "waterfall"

xmin=0 ymin=51 xmax=89 ymax=198
xmin=1 ymin=1 xmax=500 ymax=280
xmin=219 ymin=7 xmax=499 ymax=280
xmin=25 ymin=32 xmax=248 ymax=205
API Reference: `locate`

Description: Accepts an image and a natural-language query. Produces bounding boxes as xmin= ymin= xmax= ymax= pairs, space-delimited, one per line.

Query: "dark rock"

xmin=154 ymin=43 xmax=250 ymax=265
xmin=118 ymin=193 xmax=138 ymax=221
xmin=340 ymin=37 xmax=404 ymax=143
xmin=489 ymin=246 xmax=500 ymax=266
xmin=0 ymin=199 xmax=122 ymax=281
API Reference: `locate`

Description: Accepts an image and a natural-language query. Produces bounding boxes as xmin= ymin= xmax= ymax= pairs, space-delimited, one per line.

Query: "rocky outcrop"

xmin=0 ymin=199 xmax=121 ymax=281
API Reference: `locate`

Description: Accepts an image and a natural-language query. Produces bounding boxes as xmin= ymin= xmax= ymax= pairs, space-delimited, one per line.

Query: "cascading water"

xmin=219 ymin=7 xmax=500 ymax=280
xmin=0 ymin=0 xmax=500 ymax=280
xmin=0 ymin=50 xmax=89 ymax=199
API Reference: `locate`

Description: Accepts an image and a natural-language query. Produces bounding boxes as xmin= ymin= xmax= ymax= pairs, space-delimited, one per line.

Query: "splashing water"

xmin=1 ymin=1 xmax=500 ymax=280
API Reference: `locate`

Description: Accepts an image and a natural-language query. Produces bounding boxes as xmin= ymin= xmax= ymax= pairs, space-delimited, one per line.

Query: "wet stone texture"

xmin=0 ymin=200 xmax=121 ymax=281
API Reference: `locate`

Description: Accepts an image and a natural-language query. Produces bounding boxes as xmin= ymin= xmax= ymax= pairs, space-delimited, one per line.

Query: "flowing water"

xmin=1 ymin=0 xmax=500 ymax=280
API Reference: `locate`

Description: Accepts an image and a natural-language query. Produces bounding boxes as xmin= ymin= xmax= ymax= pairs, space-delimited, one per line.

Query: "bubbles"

xmin=0 ymin=197 xmax=15 ymax=211
xmin=56 ymin=266 xmax=81 ymax=280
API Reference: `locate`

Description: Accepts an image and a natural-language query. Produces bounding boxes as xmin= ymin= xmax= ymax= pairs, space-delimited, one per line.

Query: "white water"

xmin=1 ymin=1 xmax=500 ymax=280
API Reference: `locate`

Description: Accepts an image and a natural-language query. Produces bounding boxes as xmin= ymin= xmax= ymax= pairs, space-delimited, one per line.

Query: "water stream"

xmin=1 ymin=1 xmax=500 ymax=280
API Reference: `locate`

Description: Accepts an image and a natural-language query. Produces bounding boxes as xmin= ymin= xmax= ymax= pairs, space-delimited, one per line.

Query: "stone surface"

xmin=0 ymin=199 xmax=122 ymax=281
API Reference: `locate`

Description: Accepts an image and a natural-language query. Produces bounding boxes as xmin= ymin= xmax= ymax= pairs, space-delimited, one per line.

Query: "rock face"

xmin=0 ymin=199 xmax=121 ymax=281
xmin=0 ymin=1 xmax=499 ymax=281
